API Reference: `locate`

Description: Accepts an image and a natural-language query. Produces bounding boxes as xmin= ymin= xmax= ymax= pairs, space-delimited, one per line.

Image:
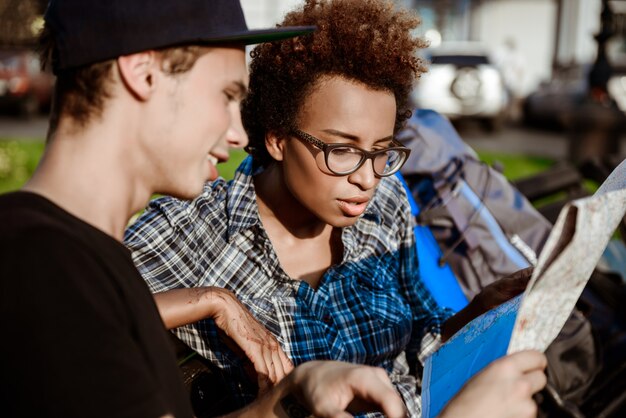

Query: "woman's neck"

xmin=254 ymin=163 xmax=329 ymax=239
xmin=253 ymin=164 xmax=343 ymax=288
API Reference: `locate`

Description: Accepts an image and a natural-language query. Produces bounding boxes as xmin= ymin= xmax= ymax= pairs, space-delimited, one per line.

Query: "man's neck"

xmin=23 ymin=117 xmax=152 ymax=241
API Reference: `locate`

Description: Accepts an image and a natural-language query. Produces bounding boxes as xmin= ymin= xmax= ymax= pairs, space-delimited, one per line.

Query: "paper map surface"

xmin=422 ymin=159 xmax=626 ymax=418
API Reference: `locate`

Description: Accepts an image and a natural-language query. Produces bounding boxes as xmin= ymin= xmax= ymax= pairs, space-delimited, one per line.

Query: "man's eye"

xmin=223 ymin=91 xmax=236 ymax=102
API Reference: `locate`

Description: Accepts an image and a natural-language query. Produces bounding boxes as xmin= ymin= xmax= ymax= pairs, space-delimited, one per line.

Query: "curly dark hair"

xmin=241 ymin=0 xmax=427 ymax=167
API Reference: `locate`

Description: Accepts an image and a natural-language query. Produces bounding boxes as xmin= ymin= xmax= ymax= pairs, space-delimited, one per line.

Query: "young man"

xmin=0 ymin=0 xmax=545 ymax=417
xmin=0 ymin=1 xmax=405 ymax=417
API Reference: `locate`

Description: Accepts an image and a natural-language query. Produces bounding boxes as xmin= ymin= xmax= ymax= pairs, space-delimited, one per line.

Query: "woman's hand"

xmin=210 ymin=287 xmax=294 ymax=393
xmin=154 ymin=287 xmax=293 ymax=393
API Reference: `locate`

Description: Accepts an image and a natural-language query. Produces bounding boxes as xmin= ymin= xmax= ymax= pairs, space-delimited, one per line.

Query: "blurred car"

xmin=0 ymin=49 xmax=54 ymax=117
xmin=522 ymin=65 xmax=589 ymax=130
xmin=412 ymin=42 xmax=510 ymax=131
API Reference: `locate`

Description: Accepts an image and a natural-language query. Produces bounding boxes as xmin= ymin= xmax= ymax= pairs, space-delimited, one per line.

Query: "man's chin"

xmin=164 ymin=181 xmax=207 ymax=201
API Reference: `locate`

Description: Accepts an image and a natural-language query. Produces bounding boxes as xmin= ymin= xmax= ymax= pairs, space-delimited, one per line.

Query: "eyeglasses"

xmin=291 ymin=129 xmax=410 ymax=177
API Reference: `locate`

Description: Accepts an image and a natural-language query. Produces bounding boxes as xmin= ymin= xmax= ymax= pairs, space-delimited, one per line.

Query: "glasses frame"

xmin=291 ymin=129 xmax=411 ymax=177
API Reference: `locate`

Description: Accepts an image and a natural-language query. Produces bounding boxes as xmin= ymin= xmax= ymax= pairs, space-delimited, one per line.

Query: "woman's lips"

xmin=337 ymin=198 xmax=369 ymax=217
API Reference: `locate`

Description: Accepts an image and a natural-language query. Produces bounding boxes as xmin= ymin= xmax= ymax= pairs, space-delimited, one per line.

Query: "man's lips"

xmin=208 ymin=152 xmax=229 ymax=164
xmin=207 ymin=159 xmax=219 ymax=180
xmin=206 ymin=153 xmax=229 ymax=181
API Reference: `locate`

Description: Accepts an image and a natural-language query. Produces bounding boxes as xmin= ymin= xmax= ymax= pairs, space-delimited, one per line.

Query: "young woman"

xmin=125 ymin=0 xmax=530 ymax=415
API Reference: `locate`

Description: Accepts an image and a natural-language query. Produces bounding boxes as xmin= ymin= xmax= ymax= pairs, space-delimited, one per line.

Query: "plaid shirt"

xmin=125 ymin=157 xmax=453 ymax=417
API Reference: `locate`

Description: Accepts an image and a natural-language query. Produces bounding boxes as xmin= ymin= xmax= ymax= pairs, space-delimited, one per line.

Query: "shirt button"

xmin=322 ymin=314 xmax=332 ymax=324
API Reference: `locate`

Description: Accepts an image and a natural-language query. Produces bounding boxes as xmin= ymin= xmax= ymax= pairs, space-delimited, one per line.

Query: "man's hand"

xmin=439 ymin=350 xmax=548 ymax=418
xmin=443 ymin=267 xmax=533 ymax=341
xmin=288 ymin=361 xmax=407 ymax=418
xmin=474 ymin=267 xmax=533 ymax=312
xmin=154 ymin=287 xmax=293 ymax=394
xmin=223 ymin=361 xmax=406 ymax=418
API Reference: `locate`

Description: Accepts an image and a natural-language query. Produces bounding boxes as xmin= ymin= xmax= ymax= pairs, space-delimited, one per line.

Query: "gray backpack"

xmin=398 ymin=109 xmax=599 ymax=413
xmin=398 ymin=109 xmax=552 ymax=298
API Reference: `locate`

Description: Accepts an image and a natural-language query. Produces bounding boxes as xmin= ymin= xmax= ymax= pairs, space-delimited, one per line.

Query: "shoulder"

xmin=124 ymin=179 xmax=238 ymax=291
xmin=125 ymin=178 xmax=230 ymax=247
xmin=150 ymin=178 xmax=230 ymax=228
xmin=1 ymin=223 xmax=131 ymax=319
xmin=0 ymin=193 xmax=125 ymax=269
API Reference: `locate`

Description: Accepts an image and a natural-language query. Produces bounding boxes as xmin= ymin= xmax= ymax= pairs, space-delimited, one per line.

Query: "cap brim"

xmin=205 ymin=25 xmax=316 ymax=45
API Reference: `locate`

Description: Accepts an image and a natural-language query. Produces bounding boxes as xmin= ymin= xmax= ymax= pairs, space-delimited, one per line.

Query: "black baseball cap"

xmin=45 ymin=0 xmax=315 ymax=73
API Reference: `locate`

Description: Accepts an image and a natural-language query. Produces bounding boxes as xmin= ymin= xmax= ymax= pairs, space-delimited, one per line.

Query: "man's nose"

xmin=225 ymin=125 xmax=248 ymax=148
xmin=227 ymin=103 xmax=248 ymax=148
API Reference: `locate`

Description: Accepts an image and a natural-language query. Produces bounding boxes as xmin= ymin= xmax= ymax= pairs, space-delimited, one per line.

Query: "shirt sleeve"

xmin=389 ymin=352 xmax=422 ymax=418
xmin=1 ymin=234 xmax=171 ymax=418
xmin=124 ymin=198 xmax=201 ymax=293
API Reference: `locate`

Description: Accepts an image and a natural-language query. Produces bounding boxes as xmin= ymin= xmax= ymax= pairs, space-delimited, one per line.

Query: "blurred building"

xmin=240 ymin=0 xmax=303 ymax=29
xmin=242 ymin=0 xmax=626 ymax=98
xmin=0 ymin=0 xmax=620 ymax=100
xmin=402 ymin=0 xmax=605 ymax=97
xmin=0 ymin=0 xmax=46 ymax=47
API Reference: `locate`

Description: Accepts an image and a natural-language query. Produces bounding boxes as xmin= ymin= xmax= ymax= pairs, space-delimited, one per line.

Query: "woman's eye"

xmin=333 ymin=147 xmax=359 ymax=156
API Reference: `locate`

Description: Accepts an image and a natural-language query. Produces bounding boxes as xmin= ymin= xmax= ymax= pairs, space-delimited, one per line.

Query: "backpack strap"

xmin=396 ymin=172 xmax=469 ymax=312
xmin=428 ymin=158 xmax=482 ymax=252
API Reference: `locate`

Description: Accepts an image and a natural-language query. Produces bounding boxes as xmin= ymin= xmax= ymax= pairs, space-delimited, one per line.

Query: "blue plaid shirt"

xmin=125 ymin=157 xmax=452 ymax=417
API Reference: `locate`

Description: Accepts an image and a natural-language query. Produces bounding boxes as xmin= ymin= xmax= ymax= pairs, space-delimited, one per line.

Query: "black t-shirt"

xmin=0 ymin=192 xmax=193 ymax=418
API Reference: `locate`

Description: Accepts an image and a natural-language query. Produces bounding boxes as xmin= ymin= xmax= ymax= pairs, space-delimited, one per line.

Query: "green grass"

xmin=0 ymin=139 xmax=557 ymax=196
xmin=217 ymin=148 xmax=248 ymax=180
xmin=0 ymin=140 xmax=45 ymax=194
xmin=0 ymin=141 xmax=249 ymax=195
xmin=475 ymin=151 xmax=555 ymax=181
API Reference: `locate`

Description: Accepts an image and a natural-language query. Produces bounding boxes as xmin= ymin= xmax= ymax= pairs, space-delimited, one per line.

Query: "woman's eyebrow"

xmin=321 ymin=129 xmax=394 ymax=143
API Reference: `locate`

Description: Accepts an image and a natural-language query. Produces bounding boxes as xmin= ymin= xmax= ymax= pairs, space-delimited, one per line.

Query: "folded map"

xmin=422 ymin=158 xmax=626 ymax=418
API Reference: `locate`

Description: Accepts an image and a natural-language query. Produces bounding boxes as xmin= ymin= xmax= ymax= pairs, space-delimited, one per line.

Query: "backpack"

xmin=398 ymin=109 xmax=552 ymax=299
xmin=397 ymin=109 xmax=604 ymax=414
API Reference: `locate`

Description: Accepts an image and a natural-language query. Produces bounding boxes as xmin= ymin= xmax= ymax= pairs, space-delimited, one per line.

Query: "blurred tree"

xmin=0 ymin=0 xmax=46 ymax=48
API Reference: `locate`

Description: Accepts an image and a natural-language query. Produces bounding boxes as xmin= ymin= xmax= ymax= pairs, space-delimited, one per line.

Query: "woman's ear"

xmin=117 ymin=51 xmax=159 ymax=101
xmin=265 ymin=131 xmax=287 ymax=162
